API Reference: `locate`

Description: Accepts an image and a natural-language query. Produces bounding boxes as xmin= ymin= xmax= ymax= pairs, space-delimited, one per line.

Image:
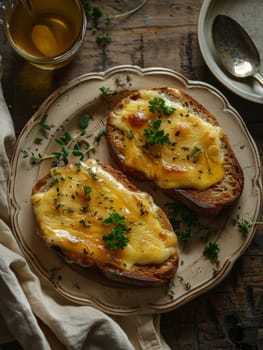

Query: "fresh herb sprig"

xmin=84 ymin=4 xmax=103 ymax=29
xmin=102 ymin=212 xmax=130 ymax=250
xmin=83 ymin=1 xmax=112 ymax=43
xmin=32 ymin=114 xmax=52 ymax=144
xmin=22 ymin=114 xmax=92 ymax=167
xmin=83 ymin=0 xmax=149 ymax=44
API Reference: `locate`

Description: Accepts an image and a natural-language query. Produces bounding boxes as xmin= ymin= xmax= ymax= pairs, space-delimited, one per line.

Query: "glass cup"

xmin=2 ymin=0 xmax=87 ymax=70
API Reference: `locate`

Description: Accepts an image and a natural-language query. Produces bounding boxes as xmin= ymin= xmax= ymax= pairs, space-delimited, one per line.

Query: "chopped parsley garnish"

xmin=203 ymin=242 xmax=220 ymax=263
xmin=148 ymin=97 xmax=176 ymax=116
xmin=83 ymin=3 xmax=103 ymax=28
xmin=102 ymin=212 xmax=130 ymax=250
xmin=143 ymin=97 xmax=177 ymax=146
xmin=83 ymin=1 xmax=112 ymax=44
xmin=144 ymin=119 xmax=171 ymax=146
xmin=233 ymin=217 xmax=252 ymax=234
xmin=191 ymin=146 xmax=202 ymax=156
xmin=96 ymin=33 xmax=112 ymax=43
xmin=190 ymin=146 xmax=202 ymax=163
xmin=83 ymin=185 xmax=91 ymax=196
xmin=176 ymin=231 xmax=192 ymax=242
xmin=238 ymin=219 xmax=252 ymax=234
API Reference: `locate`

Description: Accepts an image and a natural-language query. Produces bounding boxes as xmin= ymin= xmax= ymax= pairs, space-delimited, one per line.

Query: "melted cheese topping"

xmin=31 ymin=159 xmax=177 ymax=270
xmin=111 ymin=90 xmax=225 ymax=190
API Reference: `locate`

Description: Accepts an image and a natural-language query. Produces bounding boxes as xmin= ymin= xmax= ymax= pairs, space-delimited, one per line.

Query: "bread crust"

xmin=32 ymin=161 xmax=179 ymax=287
xmin=106 ymin=87 xmax=244 ymax=216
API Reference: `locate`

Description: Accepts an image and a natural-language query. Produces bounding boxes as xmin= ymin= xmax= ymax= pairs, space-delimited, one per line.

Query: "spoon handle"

xmin=253 ymin=72 xmax=263 ymax=87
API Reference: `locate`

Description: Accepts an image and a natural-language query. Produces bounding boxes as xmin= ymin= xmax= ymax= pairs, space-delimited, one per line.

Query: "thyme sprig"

xmin=22 ymin=114 xmax=93 ymax=167
xmin=83 ymin=0 xmax=149 ymax=43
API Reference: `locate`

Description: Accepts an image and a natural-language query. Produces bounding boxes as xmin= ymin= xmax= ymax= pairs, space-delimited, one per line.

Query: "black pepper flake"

xmin=80 ymin=206 xmax=89 ymax=213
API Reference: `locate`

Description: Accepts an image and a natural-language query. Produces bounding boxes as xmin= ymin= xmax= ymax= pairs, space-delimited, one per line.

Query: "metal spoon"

xmin=212 ymin=15 xmax=263 ymax=87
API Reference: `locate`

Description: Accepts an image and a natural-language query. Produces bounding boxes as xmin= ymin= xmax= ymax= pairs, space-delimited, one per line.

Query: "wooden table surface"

xmin=1 ymin=1 xmax=263 ymax=349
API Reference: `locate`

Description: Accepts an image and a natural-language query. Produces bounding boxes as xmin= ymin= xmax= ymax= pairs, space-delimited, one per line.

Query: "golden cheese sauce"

xmin=31 ymin=159 xmax=177 ymax=270
xmin=111 ymin=90 xmax=225 ymax=190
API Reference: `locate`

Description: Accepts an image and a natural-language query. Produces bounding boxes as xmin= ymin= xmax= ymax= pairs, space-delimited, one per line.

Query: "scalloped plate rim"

xmin=8 ymin=65 xmax=262 ymax=315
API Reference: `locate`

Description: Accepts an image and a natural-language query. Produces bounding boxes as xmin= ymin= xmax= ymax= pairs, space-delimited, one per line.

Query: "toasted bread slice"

xmin=106 ymin=88 xmax=244 ymax=216
xmin=31 ymin=159 xmax=179 ymax=286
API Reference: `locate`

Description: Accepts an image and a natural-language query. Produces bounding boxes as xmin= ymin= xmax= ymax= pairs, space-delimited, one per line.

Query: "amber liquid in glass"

xmin=9 ymin=0 xmax=82 ymax=58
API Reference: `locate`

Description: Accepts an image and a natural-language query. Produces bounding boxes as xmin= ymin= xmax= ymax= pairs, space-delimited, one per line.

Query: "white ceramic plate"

xmin=198 ymin=0 xmax=263 ymax=103
xmin=8 ymin=65 xmax=262 ymax=315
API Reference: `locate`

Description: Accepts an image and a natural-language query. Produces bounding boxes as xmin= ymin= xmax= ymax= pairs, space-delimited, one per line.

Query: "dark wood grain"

xmin=1 ymin=1 xmax=262 ymax=349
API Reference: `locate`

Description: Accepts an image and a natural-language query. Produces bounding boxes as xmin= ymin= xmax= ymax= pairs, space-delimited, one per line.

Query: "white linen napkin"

xmin=0 ymin=55 xmax=170 ymax=350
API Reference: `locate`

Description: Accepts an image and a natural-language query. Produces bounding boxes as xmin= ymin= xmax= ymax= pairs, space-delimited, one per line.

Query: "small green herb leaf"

xmin=233 ymin=217 xmax=252 ymax=234
xmin=99 ymin=86 xmax=114 ymax=96
xmin=148 ymin=97 xmax=176 ymax=116
xmin=102 ymin=212 xmax=130 ymax=250
xmin=191 ymin=146 xmax=202 ymax=156
xmin=176 ymin=231 xmax=192 ymax=242
xmin=83 ymin=185 xmax=91 ymax=196
xmin=203 ymin=242 xmax=220 ymax=263
xmin=144 ymin=119 xmax=171 ymax=146
xmin=96 ymin=33 xmax=112 ymax=43
xmin=34 ymin=137 xmax=43 ymax=144
xmin=39 ymin=114 xmax=51 ymax=131
xmin=79 ymin=114 xmax=91 ymax=130
xmin=103 ymin=212 xmax=125 ymax=226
